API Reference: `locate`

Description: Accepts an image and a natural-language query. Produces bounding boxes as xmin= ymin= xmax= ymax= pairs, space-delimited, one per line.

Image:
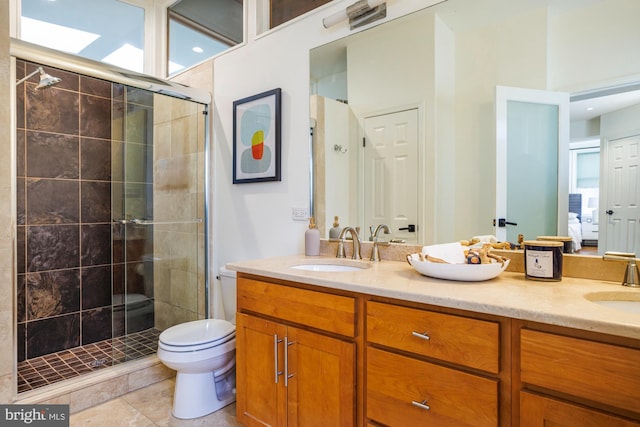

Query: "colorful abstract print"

xmin=240 ymin=103 xmax=272 ymax=174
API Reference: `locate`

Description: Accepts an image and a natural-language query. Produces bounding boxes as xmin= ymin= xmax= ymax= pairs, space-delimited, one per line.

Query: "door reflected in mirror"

xmin=310 ymin=0 xmax=640 ymax=255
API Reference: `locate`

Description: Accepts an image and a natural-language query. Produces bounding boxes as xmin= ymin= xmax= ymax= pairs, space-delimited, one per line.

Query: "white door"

xmin=363 ymin=109 xmax=419 ymax=243
xmin=602 ymin=134 xmax=640 ymax=253
xmin=495 ymin=86 xmax=570 ymax=243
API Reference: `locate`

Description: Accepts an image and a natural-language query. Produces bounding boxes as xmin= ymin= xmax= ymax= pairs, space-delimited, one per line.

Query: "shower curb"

xmin=14 ymin=355 xmax=175 ymax=414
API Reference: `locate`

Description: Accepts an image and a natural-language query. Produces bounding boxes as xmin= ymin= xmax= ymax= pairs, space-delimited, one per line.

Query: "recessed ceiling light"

xmin=192 ymin=46 xmax=204 ymax=53
xmin=586 ymin=107 xmax=594 ymax=111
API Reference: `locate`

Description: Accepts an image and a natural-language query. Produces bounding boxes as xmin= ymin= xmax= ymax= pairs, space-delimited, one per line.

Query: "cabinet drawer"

xmin=367 ymin=347 xmax=498 ymax=427
xmin=520 ymin=391 xmax=640 ymax=427
xmin=520 ymin=329 xmax=640 ymax=415
xmin=367 ymin=301 xmax=500 ymax=373
xmin=237 ymin=277 xmax=356 ymax=337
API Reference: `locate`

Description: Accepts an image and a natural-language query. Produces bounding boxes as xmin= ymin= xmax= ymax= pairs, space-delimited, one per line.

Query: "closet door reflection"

xmin=363 ymin=109 xmax=419 ymax=244
xmin=495 ymin=86 xmax=569 ymax=243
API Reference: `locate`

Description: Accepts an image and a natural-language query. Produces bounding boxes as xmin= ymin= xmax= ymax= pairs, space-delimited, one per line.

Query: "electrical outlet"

xmin=292 ymin=207 xmax=309 ymax=221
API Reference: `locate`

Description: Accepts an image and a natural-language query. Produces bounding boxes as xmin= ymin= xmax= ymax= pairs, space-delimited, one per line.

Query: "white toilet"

xmin=157 ymin=267 xmax=237 ymax=419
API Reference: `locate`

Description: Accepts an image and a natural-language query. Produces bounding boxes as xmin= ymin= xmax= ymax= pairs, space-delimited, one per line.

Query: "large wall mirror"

xmin=310 ymin=0 xmax=640 ymax=255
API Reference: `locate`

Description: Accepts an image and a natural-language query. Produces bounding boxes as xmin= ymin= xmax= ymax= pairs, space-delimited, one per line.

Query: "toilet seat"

xmin=159 ymin=319 xmax=235 ymax=353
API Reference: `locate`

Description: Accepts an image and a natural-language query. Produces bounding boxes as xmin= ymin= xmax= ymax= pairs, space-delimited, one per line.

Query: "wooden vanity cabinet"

xmin=366 ymin=300 xmax=509 ymax=427
xmin=515 ymin=321 xmax=640 ymax=426
xmin=234 ymin=271 xmax=640 ymax=426
xmin=236 ymin=275 xmax=358 ymax=427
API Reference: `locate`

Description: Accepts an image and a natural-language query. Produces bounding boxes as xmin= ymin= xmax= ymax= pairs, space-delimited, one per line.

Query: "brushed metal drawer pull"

xmin=412 ymin=331 xmax=431 ymax=341
xmin=284 ymin=338 xmax=295 ymax=387
xmin=412 ymin=399 xmax=430 ymax=411
xmin=274 ymin=334 xmax=283 ymax=383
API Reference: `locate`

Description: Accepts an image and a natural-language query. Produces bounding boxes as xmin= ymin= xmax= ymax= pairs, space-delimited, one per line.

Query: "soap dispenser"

xmin=305 ymin=217 xmax=320 ymax=256
xmin=329 ymin=216 xmax=342 ymax=240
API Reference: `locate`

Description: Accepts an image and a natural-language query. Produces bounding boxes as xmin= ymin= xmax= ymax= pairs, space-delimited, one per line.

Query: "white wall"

xmin=453 ymin=7 xmax=549 ymax=240
xmin=348 ymin=11 xmax=441 ymax=244
xmin=211 ymin=0 xmax=444 ymax=270
xmin=313 ymin=69 xmax=347 ymax=101
xmin=600 ymin=103 xmax=640 ymax=139
xmin=212 ymin=0 xmax=640 ymax=272
xmin=451 ymin=0 xmax=640 ymax=240
xmin=323 ymin=97 xmax=352 ymax=235
xmin=549 ymin=0 xmax=640 ymax=92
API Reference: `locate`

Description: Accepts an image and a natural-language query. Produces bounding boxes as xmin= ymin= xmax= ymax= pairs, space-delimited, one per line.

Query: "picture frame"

xmin=232 ymin=88 xmax=282 ymax=183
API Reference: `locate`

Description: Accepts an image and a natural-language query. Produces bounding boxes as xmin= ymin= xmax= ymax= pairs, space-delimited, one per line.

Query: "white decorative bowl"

xmin=406 ymin=253 xmax=510 ymax=282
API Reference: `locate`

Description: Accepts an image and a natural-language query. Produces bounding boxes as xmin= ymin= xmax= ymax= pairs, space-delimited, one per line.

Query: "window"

xmin=576 ymin=150 xmax=600 ymax=189
xmin=168 ymin=0 xmax=243 ymax=76
xmin=569 ymin=144 xmax=600 ymax=223
xmin=269 ymin=0 xmax=331 ymax=29
xmin=20 ymin=0 xmax=145 ymax=73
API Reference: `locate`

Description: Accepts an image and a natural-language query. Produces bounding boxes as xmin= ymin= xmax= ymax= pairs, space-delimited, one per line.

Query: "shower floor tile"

xmin=18 ymin=328 xmax=161 ymax=393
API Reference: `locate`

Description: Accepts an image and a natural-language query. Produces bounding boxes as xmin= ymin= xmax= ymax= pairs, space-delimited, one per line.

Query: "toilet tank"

xmin=218 ymin=267 xmax=237 ymax=323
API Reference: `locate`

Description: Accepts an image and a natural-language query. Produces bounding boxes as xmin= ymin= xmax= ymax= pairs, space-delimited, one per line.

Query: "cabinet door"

xmin=236 ymin=313 xmax=288 ymax=427
xmin=286 ymin=326 xmax=356 ymax=427
xmin=520 ymin=392 xmax=640 ymax=427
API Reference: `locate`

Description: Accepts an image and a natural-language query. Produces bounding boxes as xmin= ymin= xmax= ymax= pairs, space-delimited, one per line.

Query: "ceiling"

xmin=570 ymin=85 xmax=640 ymax=122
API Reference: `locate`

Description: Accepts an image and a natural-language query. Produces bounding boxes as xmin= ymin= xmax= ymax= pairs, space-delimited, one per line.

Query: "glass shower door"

xmin=112 ymin=86 xmax=207 ymax=362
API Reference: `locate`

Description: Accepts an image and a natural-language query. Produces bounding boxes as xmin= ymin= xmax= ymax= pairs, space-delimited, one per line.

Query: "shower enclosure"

xmin=13 ymin=45 xmax=209 ymax=393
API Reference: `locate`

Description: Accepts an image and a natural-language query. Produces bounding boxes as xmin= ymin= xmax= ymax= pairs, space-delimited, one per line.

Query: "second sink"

xmin=585 ymin=291 xmax=640 ymax=314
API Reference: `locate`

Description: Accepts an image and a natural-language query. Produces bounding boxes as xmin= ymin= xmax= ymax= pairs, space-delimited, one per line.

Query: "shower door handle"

xmin=119 ymin=218 xmax=203 ymax=225
xmin=132 ymin=218 xmax=202 ymax=225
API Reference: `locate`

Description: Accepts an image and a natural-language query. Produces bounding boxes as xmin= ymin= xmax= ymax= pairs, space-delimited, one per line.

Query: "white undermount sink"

xmin=290 ymin=261 xmax=369 ymax=272
xmin=585 ymin=291 xmax=640 ymax=314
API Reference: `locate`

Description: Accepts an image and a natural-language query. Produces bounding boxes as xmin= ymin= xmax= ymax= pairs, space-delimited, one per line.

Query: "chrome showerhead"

xmin=15 ymin=66 xmax=62 ymax=90
xmin=35 ymin=69 xmax=62 ymax=90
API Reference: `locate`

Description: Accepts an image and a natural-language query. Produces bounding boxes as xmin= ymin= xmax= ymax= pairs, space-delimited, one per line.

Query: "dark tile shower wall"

xmin=15 ymin=60 xmax=154 ymax=362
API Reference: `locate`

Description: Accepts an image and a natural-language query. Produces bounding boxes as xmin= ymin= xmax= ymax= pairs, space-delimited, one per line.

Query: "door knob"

xmin=399 ymin=224 xmax=416 ymax=232
xmin=606 ymin=210 xmax=614 ymax=215
xmin=494 ymin=218 xmax=518 ymax=227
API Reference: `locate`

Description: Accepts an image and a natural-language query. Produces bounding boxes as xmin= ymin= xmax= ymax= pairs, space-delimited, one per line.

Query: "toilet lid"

xmin=159 ymin=319 xmax=235 ymax=347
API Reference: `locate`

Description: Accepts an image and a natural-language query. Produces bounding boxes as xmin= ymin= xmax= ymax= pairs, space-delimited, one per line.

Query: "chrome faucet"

xmin=603 ymin=251 xmax=640 ymax=287
xmin=370 ymin=224 xmax=390 ymax=262
xmin=336 ymin=227 xmax=362 ymax=259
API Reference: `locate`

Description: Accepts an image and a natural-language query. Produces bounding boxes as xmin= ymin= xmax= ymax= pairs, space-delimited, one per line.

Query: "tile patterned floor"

xmin=69 ymin=378 xmax=241 ymax=426
xmin=18 ymin=329 xmax=161 ymax=393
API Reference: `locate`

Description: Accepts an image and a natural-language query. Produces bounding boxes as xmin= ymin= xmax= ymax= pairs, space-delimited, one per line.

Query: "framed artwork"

xmin=233 ymin=88 xmax=282 ymax=183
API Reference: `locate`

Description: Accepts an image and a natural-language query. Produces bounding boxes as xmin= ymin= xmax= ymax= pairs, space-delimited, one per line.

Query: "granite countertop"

xmin=227 ymin=254 xmax=640 ymax=340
